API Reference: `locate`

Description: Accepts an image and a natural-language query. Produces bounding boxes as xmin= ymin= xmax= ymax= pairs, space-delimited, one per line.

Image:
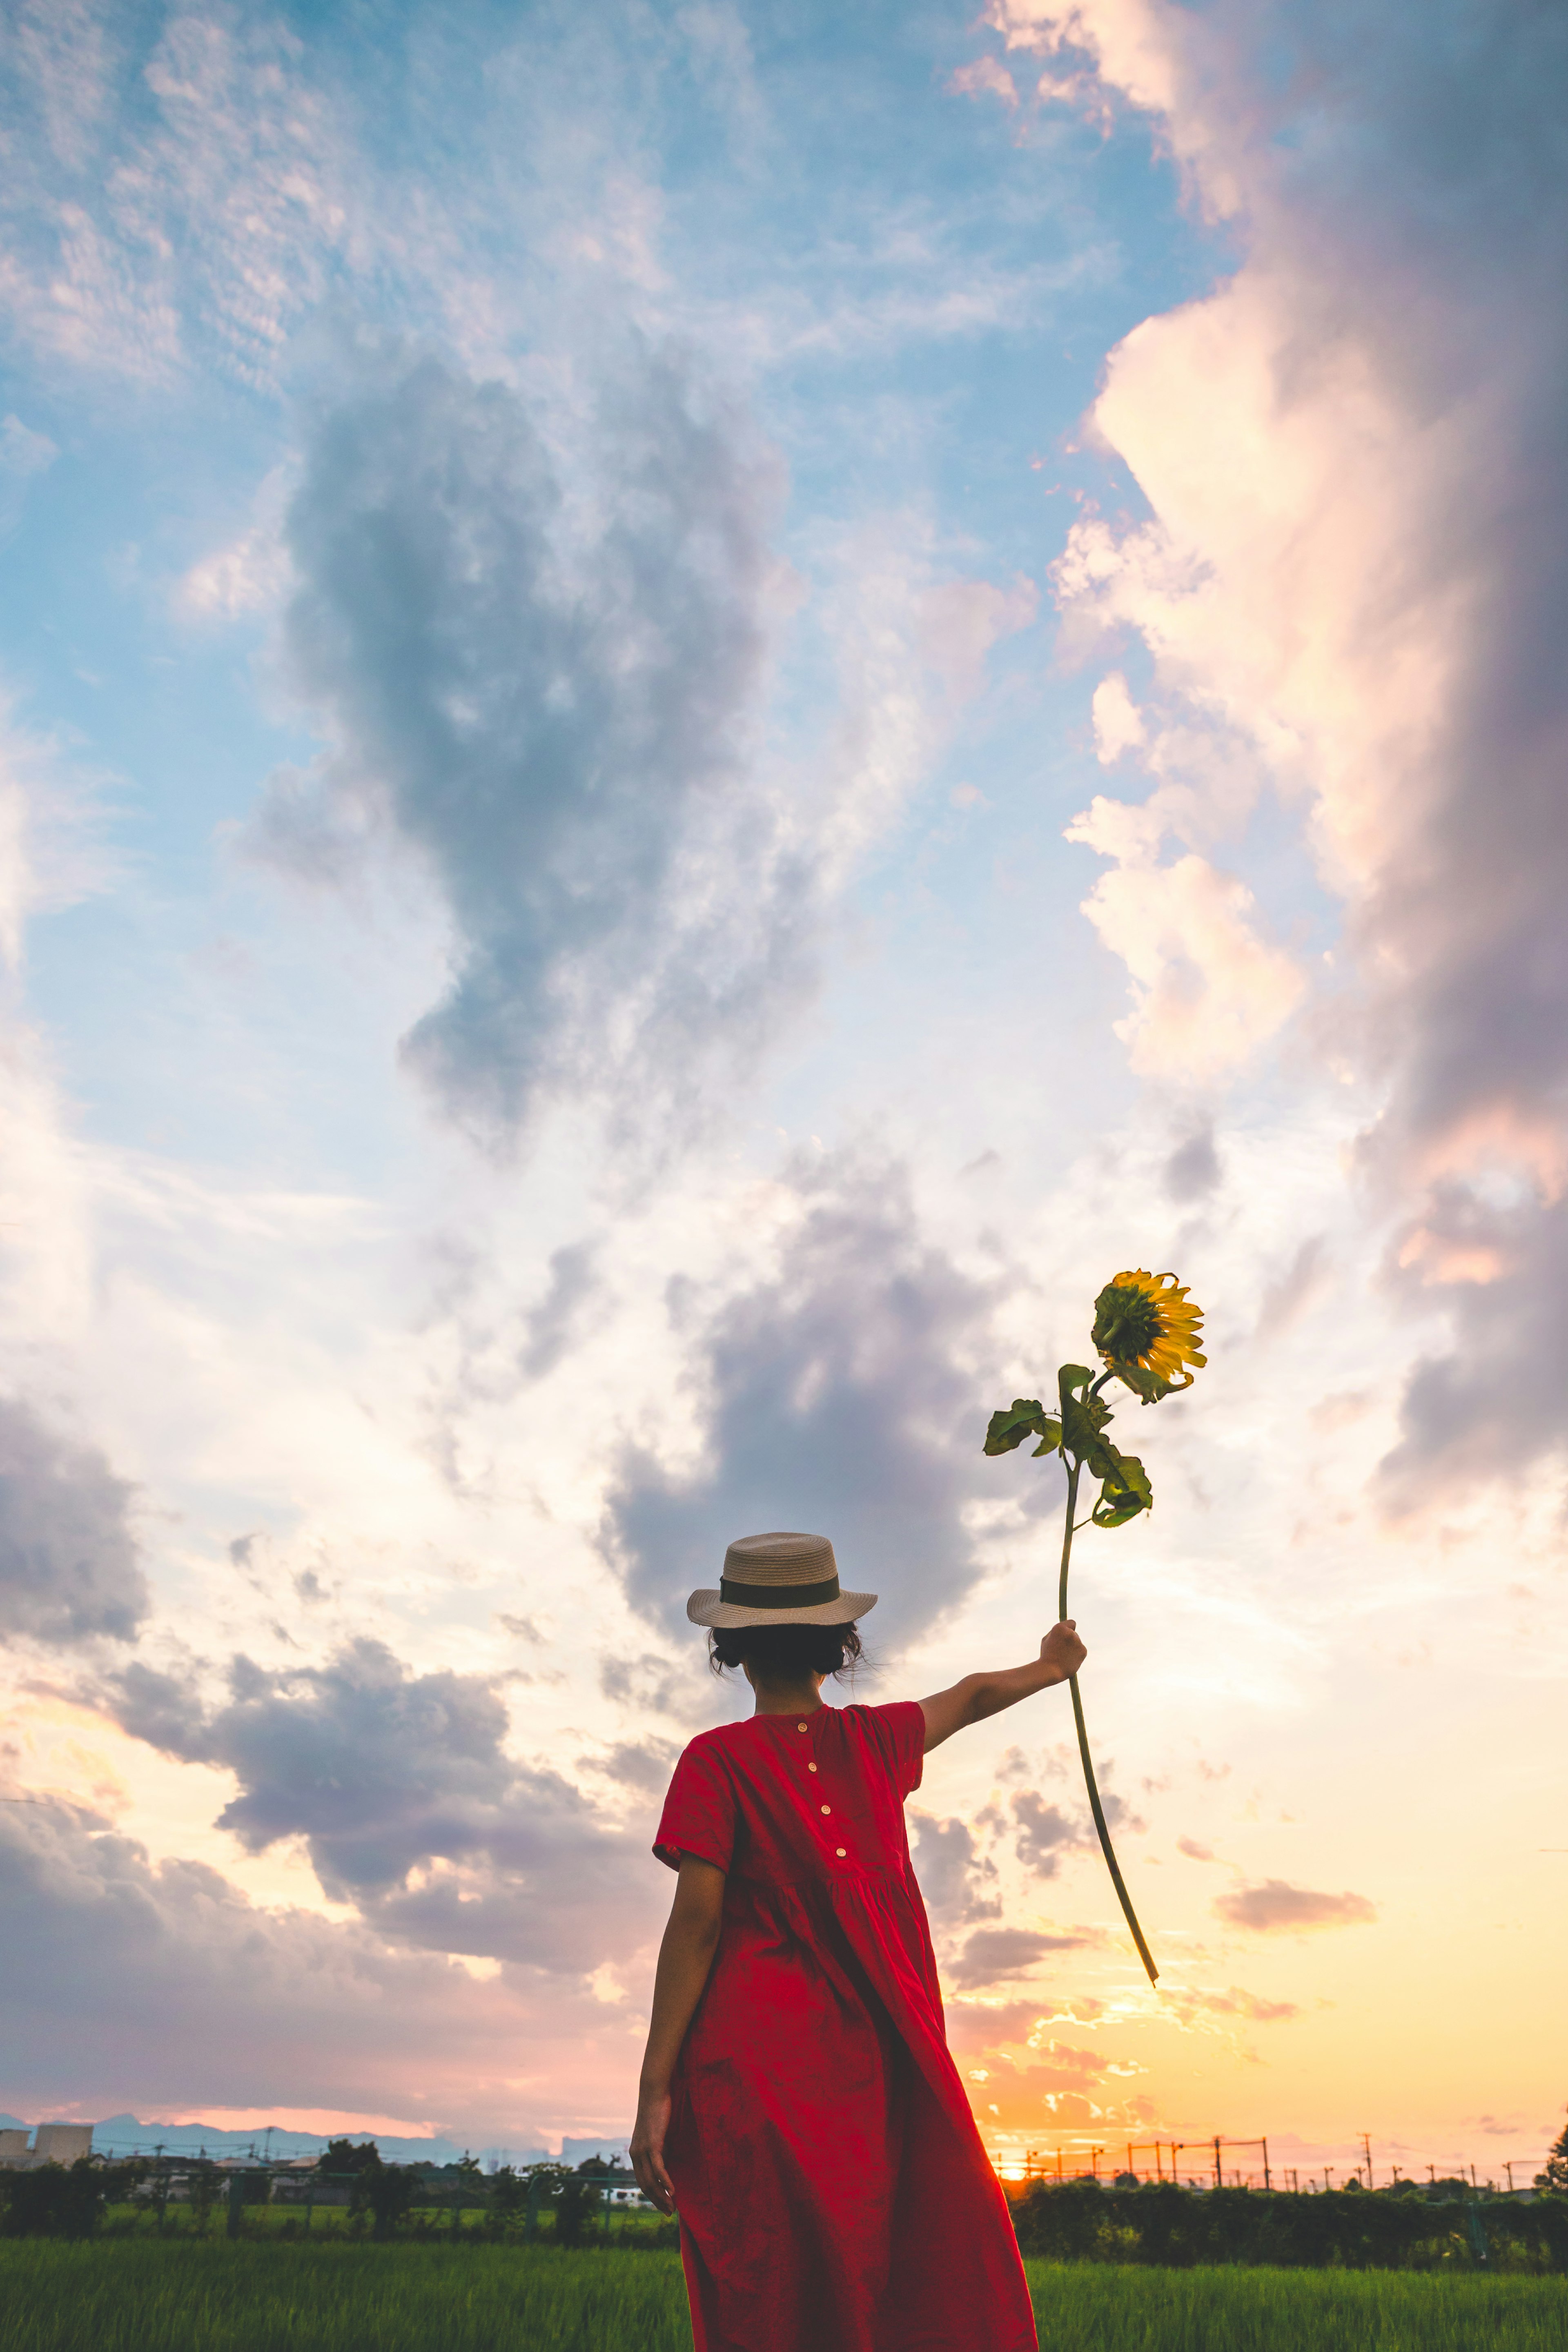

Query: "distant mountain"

xmin=561 ymin=2135 xmax=633 ymax=2167
xmin=85 ymin=2116 xmax=547 ymax=2168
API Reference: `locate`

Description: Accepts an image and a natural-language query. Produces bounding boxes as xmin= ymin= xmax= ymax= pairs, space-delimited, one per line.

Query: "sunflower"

xmin=1092 ymin=1269 xmax=1206 ymax=1392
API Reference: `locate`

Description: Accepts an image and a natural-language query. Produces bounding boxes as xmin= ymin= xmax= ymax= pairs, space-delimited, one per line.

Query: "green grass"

xmin=0 ymin=2241 xmax=1563 ymax=2350
xmin=0 ymin=2242 xmax=691 ymax=2352
xmin=1024 ymin=2262 xmax=1568 ymax=2348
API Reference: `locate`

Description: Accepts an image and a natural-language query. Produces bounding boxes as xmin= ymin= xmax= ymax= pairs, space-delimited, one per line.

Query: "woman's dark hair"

xmin=708 ymin=1621 xmax=864 ymax=1681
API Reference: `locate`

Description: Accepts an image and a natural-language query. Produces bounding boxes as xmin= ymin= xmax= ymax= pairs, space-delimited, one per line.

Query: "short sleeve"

xmin=858 ymin=1700 xmax=926 ymax=1800
xmin=653 ymin=1738 xmax=737 ymax=1874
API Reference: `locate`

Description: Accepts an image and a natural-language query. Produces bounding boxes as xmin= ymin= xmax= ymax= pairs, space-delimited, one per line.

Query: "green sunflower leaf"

xmin=1107 ymin=1359 xmax=1176 ymax=1406
xmin=1030 ymin=1421 xmax=1063 ymax=1457
xmin=983 ymin=1400 xmax=1053 ymax=1456
xmin=1091 ymin=1451 xmax=1153 ymax=1527
xmin=1060 ymin=1393 xmax=1113 ymax=1461
xmin=1057 ymin=1363 xmax=1094 ymax=1412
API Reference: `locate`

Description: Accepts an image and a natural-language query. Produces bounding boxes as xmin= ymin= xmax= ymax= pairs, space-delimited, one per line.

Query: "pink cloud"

xmin=947 ymin=56 xmax=1020 ymax=109
xmin=1214 ymin=1878 xmax=1376 ymax=1934
xmin=1009 ymin=0 xmax=1568 ymax=1500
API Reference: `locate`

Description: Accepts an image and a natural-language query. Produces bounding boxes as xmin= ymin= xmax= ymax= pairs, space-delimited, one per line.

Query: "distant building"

xmin=0 ymin=2123 xmax=95 ymax=2169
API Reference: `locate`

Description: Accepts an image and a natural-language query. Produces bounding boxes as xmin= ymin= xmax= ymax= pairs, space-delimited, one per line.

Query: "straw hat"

xmin=686 ymin=1531 xmax=877 ymax=1630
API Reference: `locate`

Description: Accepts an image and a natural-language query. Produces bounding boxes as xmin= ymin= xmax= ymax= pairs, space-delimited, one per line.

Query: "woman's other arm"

xmin=629 ymin=1853 xmax=726 ymax=2212
xmin=918 ymin=1620 xmax=1087 ymax=1754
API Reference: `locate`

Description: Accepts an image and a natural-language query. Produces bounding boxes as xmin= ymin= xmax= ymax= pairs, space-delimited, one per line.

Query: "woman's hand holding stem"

xmin=918 ymin=1619 xmax=1086 ymax=1752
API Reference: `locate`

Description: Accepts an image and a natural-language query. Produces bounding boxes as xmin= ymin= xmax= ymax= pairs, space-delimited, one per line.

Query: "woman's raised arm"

xmin=918 ymin=1620 xmax=1086 ymax=1754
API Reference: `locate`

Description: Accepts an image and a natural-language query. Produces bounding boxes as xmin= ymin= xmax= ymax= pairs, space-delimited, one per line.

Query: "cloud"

xmin=1011 ymin=1789 xmax=1086 ymax=1878
xmin=251 ymin=330 xmax=1033 ymax=1153
xmin=603 ymin=1157 xmax=1021 ymax=1648
xmin=1069 ymin=844 xmax=1305 ymax=1084
xmin=0 ymin=1796 xmax=641 ymax=2139
xmin=1254 ymin=1235 xmax=1333 ymax=1343
xmin=1175 ymin=1835 xmax=1214 ymax=1862
xmin=0 ymin=4 xmax=357 ymax=388
xmin=1163 ymin=1125 xmax=1221 ymax=1203
xmin=110 ymin=1638 xmax=659 ymax=1975
xmin=251 ymin=338 xmax=818 ymax=1145
xmin=0 ymin=1398 xmax=148 ymax=1646
xmin=944 ymin=1999 xmax=1051 ymax=2054
xmin=949 ymin=56 xmax=1020 ymax=110
xmin=1214 ymin=1878 xmax=1376 ymax=1933
xmin=909 ymin=1812 xmax=1001 ymax=1924
xmin=1203 ymin=1985 xmax=1300 ymax=2022
xmin=519 ymin=1243 xmax=601 ymax=1382
xmin=1091 ymin=672 xmax=1145 ymax=764
xmin=0 ymin=412 xmax=55 ymax=535
xmin=993 ymin=0 xmax=1568 ymax=1492
xmin=949 ymin=1926 xmax=1092 ymax=1989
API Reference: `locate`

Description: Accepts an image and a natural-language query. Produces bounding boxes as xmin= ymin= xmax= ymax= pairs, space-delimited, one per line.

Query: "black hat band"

xmin=718 ymin=1575 xmax=841 ymax=1609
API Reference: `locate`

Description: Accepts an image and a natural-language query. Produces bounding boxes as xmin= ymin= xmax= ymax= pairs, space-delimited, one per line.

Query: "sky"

xmin=0 ymin=0 xmax=1564 ymax=2188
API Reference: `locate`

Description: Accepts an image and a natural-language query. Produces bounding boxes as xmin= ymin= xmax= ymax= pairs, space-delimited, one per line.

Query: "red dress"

xmin=653 ymin=1701 xmax=1035 ymax=2352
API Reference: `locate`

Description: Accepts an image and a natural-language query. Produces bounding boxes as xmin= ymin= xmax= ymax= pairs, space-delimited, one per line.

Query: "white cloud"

xmin=174 ymin=463 xmax=295 ymax=623
xmin=1074 ymin=851 xmax=1303 ymax=1082
xmin=1008 ymin=0 xmax=1568 ymax=1491
xmin=1091 ymin=672 xmax=1144 ymax=764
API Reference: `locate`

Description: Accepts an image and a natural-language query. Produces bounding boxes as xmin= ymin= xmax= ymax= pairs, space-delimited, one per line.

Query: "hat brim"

xmin=686 ymin=1588 xmax=878 ymax=1630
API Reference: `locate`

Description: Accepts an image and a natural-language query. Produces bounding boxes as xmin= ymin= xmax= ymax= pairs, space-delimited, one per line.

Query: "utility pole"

xmin=1361 ymin=2133 xmax=1373 ymax=2189
xmin=1323 ymin=2167 xmax=1333 ymax=2193
xmin=1505 ymin=2163 xmax=1515 ymax=2193
xmin=1262 ymin=2138 xmax=1271 ymax=2193
xmin=1213 ymin=2136 xmax=1223 ymax=2189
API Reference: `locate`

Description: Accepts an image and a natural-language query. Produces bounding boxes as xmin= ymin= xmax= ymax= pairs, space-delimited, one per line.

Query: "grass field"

xmin=0 ymin=2242 xmax=1564 ymax=2351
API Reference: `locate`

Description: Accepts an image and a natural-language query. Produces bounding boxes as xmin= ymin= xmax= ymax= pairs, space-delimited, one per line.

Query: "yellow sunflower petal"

xmin=1092 ymin=1268 xmax=1206 ymax=1386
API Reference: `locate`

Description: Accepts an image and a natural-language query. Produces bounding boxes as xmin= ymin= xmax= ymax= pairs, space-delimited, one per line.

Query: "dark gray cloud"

xmin=1379 ymin=1187 xmax=1568 ymax=1499
xmin=909 ymin=1813 xmax=1000 ymax=1925
xmin=1164 ymin=1125 xmax=1221 ymax=1203
xmin=1203 ymin=0 xmax=1568 ymax=1364
xmin=948 ymin=1926 xmax=1091 ymax=1990
xmin=255 ymin=338 xmax=817 ymax=1145
xmin=1285 ymin=8 xmax=1568 ymax=1488
xmin=1214 ymin=1878 xmax=1376 ymax=1933
xmin=0 ymin=1797 xmax=641 ymax=2136
xmin=0 ymin=1399 xmax=147 ymax=1647
xmin=583 ymin=1739 xmax=682 ymax=1798
xmin=1010 ymin=1791 xmax=1087 ymax=1880
xmin=604 ymin=1159 xmax=1036 ymax=1652
xmin=520 ymin=1243 xmax=601 ymax=1381
xmin=110 ymin=1638 xmax=659 ymax=1974
xmin=1059 ymin=3 xmax=1568 ymax=1495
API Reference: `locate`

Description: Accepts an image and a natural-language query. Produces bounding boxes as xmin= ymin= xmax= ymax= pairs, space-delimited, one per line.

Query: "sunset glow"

xmin=0 ymin=0 xmax=1561 ymax=2197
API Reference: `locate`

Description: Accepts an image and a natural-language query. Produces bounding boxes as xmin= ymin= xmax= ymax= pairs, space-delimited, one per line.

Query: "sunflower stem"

xmin=1058 ymin=1455 xmax=1160 ymax=1988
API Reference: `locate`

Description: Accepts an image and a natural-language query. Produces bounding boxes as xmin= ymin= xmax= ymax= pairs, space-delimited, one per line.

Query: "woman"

xmin=630 ymin=1529 xmax=1088 ymax=2352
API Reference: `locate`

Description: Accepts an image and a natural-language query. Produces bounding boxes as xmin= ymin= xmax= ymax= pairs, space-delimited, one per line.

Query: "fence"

xmin=1017 ymin=2136 xmax=1273 ymax=2190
